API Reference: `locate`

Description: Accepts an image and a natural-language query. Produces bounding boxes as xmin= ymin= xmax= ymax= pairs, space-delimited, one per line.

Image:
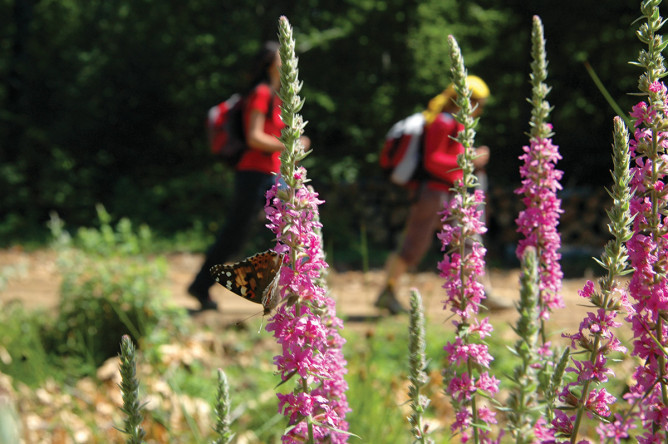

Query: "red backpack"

xmin=379 ymin=112 xmax=426 ymax=186
xmin=207 ymin=94 xmax=246 ymax=166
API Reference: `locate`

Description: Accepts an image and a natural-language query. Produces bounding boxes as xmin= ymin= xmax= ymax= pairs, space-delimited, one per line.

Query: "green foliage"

xmin=0 ymin=0 xmax=649 ymax=254
xmin=0 ymin=208 xmax=189 ymax=386
xmin=409 ymin=0 xmax=512 ymax=96
xmin=0 ymin=303 xmax=53 ymax=386
xmin=46 ymin=206 xmax=188 ymax=369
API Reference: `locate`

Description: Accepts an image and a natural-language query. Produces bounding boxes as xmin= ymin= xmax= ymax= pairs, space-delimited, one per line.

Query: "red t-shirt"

xmin=421 ymin=112 xmax=464 ymax=190
xmin=236 ymin=83 xmax=284 ymax=174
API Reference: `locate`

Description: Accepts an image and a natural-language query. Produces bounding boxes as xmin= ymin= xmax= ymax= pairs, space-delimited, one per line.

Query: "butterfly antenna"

xmin=234 ymin=310 xmax=263 ymax=329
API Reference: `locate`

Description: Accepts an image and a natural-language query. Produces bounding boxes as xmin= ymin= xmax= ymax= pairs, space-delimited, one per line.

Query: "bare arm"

xmin=246 ymin=109 xmax=284 ymax=153
xmin=246 ymin=110 xmax=312 ymax=153
xmin=473 ymin=145 xmax=490 ymax=169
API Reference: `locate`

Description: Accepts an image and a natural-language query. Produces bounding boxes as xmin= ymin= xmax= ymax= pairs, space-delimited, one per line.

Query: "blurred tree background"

xmin=0 ymin=0 xmax=646 ymax=264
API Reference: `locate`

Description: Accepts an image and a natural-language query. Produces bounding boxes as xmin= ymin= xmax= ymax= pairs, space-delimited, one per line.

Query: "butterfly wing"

xmin=248 ymin=250 xmax=284 ymax=315
xmin=259 ymin=260 xmax=282 ymax=315
xmin=210 ymin=250 xmax=284 ymax=314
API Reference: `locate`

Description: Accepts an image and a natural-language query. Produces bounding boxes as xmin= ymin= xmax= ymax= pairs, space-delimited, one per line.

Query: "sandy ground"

xmin=0 ymin=247 xmax=600 ymax=338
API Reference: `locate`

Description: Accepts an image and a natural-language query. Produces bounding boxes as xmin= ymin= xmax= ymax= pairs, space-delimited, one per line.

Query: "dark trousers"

xmin=190 ymin=170 xmax=276 ymax=293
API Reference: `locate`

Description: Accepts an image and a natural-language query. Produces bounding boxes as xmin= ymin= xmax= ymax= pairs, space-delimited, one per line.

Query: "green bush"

xmin=46 ymin=205 xmax=188 ymax=369
xmin=0 ymin=302 xmax=53 ymax=386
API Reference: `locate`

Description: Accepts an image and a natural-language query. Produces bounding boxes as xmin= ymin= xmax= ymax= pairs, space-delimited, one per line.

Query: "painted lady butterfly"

xmin=209 ymin=250 xmax=285 ymax=315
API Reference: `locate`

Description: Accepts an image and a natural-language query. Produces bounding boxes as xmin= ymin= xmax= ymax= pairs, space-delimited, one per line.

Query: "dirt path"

xmin=0 ymin=247 xmax=598 ymax=338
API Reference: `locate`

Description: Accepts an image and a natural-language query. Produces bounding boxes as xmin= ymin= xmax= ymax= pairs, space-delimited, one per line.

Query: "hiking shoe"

xmin=188 ymin=283 xmax=218 ymax=311
xmin=374 ymin=286 xmax=407 ymax=315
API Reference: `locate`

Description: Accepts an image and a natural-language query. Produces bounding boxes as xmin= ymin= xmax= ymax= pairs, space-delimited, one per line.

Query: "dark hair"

xmin=244 ymin=41 xmax=280 ymax=93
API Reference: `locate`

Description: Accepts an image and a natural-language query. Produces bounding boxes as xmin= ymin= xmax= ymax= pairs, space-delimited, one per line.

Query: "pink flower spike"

xmin=515 ymin=133 xmax=564 ymax=321
xmin=264 ymin=20 xmax=349 ymax=441
xmin=625 ymin=80 xmax=668 ymax=437
xmin=438 ymin=42 xmax=498 ymax=441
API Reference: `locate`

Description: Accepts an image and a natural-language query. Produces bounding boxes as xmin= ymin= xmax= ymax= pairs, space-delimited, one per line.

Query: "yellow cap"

xmin=423 ymin=75 xmax=490 ymax=124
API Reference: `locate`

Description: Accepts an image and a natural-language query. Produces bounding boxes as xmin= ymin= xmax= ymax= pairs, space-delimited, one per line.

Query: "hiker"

xmin=188 ymin=41 xmax=310 ymax=311
xmin=375 ymin=75 xmax=510 ymax=314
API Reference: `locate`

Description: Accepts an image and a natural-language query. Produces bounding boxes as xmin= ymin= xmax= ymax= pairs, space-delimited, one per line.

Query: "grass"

xmin=2 ymin=272 xmax=636 ymax=443
xmin=0 ymin=285 xmax=519 ymax=443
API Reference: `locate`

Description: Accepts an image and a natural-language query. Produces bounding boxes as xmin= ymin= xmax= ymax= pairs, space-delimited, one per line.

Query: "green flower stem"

xmin=118 ymin=335 xmax=146 ymax=444
xmin=529 ymin=16 xmax=554 ymax=345
xmin=213 ymin=368 xmax=233 ymax=444
xmin=447 ymin=34 xmax=481 ymax=444
xmin=277 ymin=16 xmax=315 ymax=444
xmin=570 ymin=116 xmax=633 ymax=442
xmin=408 ymin=290 xmax=433 ymax=444
xmin=528 ymin=16 xmax=553 ymax=141
xmin=507 ymin=247 xmax=540 ymax=444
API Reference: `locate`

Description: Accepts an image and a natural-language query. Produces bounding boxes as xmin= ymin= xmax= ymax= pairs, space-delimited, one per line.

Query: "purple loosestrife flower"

xmin=264 ymin=17 xmax=350 ymax=443
xmin=552 ymin=410 xmax=575 ymax=437
xmin=619 ymin=2 xmax=668 ymax=441
xmin=554 ymin=116 xmax=632 ymax=442
xmin=515 ymin=16 xmax=564 ymax=323
xmin=439 ymin=36 xmax=498 ymax=444
xmin=584 ymin=388 xmax=616 ymax=417
xmin=515 ymin=137 xmax=564 ymax=318
xmin=596 ymin=413 xmax=636 ymax=444
xmin=507 ymin=20 xmax=563 ymax=443
xmin=560 ymin=5 xmax=668 ymax=442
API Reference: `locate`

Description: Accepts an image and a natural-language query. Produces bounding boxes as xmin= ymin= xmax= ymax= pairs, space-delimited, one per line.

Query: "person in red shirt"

xmin=375 ymin=75 xmax=509 ymax=314
xmin=188 ymin=41 xmax=310 ymax=311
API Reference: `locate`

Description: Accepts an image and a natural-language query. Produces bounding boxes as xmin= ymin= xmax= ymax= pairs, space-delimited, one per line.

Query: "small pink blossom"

xmin=477 ymin=406 xmax=497 ymax=425
xmin=585 ymin=388 xmax=616 ymax=417
xmin=444 ymin=337 xmax=493 ymax=367
xmin=630 ymin=101 xmax=656 ymax=127
xmin=537 ymin=342 xmax=553 ymax=358
xmin=534 ymin=417 xmax=556 ymax=442
xmin=451 ymin=408 xmax=472 ymax=433
xmin=469 ymin=317 xmax=494 ymax=338
xmin=447 ymin=373 xmax=476 ymax=402
xmin=552 ymin=410 xmax=575 ymax=435
xmin=476 ymin=371 xmax=499 ymax=396
xmin=578 ymin=280 xmax=595 ymax=298
xmin=649 ymin=80 xmax=666 ymax=94
xmin=596 ymin=413 xmax=635 ymax=443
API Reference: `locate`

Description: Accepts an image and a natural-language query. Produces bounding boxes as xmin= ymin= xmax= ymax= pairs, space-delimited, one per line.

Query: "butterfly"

xmin=209 ymin=250 xmax=285 ymax=315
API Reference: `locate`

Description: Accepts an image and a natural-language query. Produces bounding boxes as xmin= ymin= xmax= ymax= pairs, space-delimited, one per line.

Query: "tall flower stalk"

xmin=514 ymin=15 xmax=564 ymax=333
xmin=621 ymin=1 xmax=668 ymax=441
xmin=507 ymin=19 xmax=566 ymax=442
xmin=438 ymin=35 xmax=499 ymax=444
xmin=264 ymin=16 xmax=350 ymax=443
xmin=555 ymin=116 xmax=633 ymax=443
xmin=213 ymin=368 xmax=234 ymax=444
xmin=505 ymin=247 xmax=542 ymax=443
xmin=118 ymin=335 xmax=146 ymax=444
xmin=407 ymin=289 xmax=433 ymax=444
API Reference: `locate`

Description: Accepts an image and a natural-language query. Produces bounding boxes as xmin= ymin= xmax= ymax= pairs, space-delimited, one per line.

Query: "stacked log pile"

xmin=324 ymin=181 xmax=612 ymax=256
